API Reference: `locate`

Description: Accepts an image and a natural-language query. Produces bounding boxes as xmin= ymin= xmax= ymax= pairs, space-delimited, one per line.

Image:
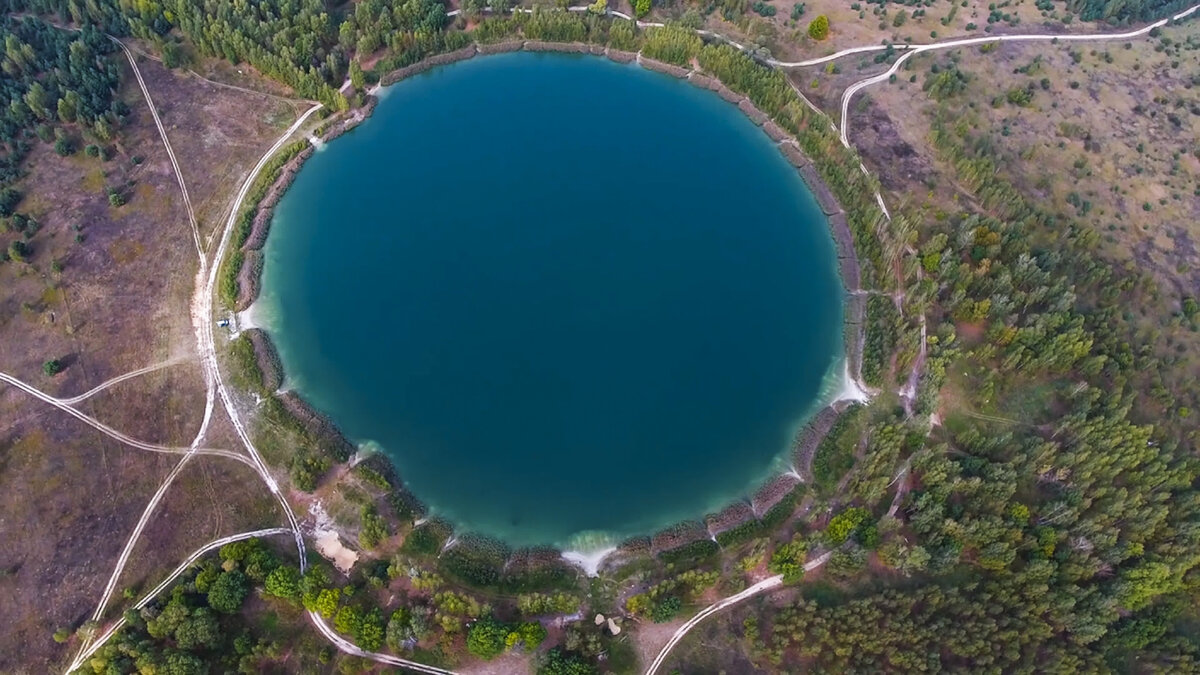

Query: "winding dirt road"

xmin=837 ymin=4 xmax=1200 ymax=146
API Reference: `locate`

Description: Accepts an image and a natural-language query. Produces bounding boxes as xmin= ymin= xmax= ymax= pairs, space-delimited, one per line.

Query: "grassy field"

xmin=654 ymin=0 xmax=1083 ymax=63
xmin=0 ymin=51 xmax=303 ymax=671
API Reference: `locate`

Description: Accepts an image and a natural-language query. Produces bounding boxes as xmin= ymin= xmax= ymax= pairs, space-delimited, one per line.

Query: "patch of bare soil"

xmin=458 ymin=651 xmax=534 ymax=675
xmin=630 ymin=618 xmax=685 ymax=671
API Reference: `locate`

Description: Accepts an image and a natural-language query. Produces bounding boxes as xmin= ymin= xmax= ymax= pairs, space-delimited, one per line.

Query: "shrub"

xmin=0 ymin=188 xmax=21 ymax=216
xmin=752 ymin=1 xmax=777 ymax=16
xmin=808 ymin=15 xmax=830 ymax=40
xmin=8 ymin=240 xmax=29 ymax=262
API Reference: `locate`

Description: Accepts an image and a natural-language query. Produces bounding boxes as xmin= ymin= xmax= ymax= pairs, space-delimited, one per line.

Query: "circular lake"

xmin=259 ymin=52 xmax=844 ymax=548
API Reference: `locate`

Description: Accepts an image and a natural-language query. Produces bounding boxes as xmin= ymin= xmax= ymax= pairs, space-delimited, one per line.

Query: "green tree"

xmin=315 ymin=587 xmax=341 ymax=618
xmin=174 ymin=607 xmax=220 ymax=650
xmin=1116 ymin=562 xmax=1175 ymax=611
xmin=206 ymin=570 xmax=249 ymax=614
xmin=356 ymin=607 xmax=386 ymax=651
xmin=826 ymin=507 xmax=869 ymax=544
xmin=24 ymin=81 xmax=50 ymax=119
xmin=162 ymin=41 xmax=184 ymax=68
xmin=808 ymin=14 xmax=830 ymax=39
xmin=164 ymin=650 xmax=205 ymax=675
xmin=768 ymin=534 xmax=808 ymax=583
xmin=634 ymin=0 xmax=652 ymax=17
xmin=467 ymin=616 xmax=510 ymax=659
xmin=301 ymin=566 xmax=331 ymax=611
xmin=349 ymin=60 xmax=365 ymax=90
xmin=264 ymin=565 xmax=301 ymax=601
xmin=335 ymin=604 xmax=362 ymax=636
xmin=56 ymin=95 xmax=77 ymax=123
xmin=42 ymin=359 xmax=63 ymax=376
xmin=507 ymin=621 xmax=548 ymax=650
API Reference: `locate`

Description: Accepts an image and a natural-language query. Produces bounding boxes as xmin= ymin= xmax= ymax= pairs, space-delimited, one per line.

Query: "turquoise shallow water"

xmin=259 ymin=52 xmax=843 ymax=548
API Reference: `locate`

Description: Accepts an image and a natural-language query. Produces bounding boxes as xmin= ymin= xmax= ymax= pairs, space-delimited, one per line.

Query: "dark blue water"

xmin=259 ymin=53 xmax=843 ymax=548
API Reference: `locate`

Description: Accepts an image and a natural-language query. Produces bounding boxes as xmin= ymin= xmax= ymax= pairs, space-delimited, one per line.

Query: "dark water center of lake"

xmin=259 ymin=52 xmax=844 ymax=548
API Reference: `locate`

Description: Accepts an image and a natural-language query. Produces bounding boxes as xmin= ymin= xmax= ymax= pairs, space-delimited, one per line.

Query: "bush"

xmin=54 ymin=137 xmax=74 ymax=156
xmin=752 ymin=1 xmax=777 ymax=16
xmin=43 ymin=359 xmax=63 ymax=376
xmin=85 ymin=144 xmax=100 ymax=157
xmin=8 ymin=239 xmax=29 ymax=262
xmin=359 ymin=504 xmax=389 ymax=549
xmin=0 ymin=188 xmax=21 ymax=217
xmin=808 ymin=14 xmax=830 ymax=39
xmin=760 ymin=487 xmax=802 ymax=531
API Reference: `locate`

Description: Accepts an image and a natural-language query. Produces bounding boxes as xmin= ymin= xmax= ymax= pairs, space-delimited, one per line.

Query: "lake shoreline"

xmin=229 ymin=44 xmax=866 ymax=569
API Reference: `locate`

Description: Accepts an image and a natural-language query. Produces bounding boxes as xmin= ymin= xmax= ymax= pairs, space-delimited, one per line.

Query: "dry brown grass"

xmin=672 ymin=0 xmax=1079 ymax=63
xmin=861 ymin=21 xmax=1200 ymax=294
xmin=0 ymin=51 xmax=302 ymax=671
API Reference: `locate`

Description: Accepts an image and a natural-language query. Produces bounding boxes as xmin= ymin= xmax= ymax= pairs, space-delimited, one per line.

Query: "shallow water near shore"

xmin=259 ymin=52 xmax=844 ymax=547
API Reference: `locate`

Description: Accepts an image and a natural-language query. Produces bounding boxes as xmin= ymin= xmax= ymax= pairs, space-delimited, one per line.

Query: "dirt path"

xmin=56 ymin=358 xmax=190 ymax=405
xmin=645 ymin=551 xmax=833 ymax=675
xmin=837 ymin=3 xmax=1200 ymax=147
xmin=71 ymin=528 xmax=292 ymax=667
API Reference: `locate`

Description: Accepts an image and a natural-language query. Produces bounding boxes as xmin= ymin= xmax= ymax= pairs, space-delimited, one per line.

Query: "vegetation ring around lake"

xmin=255 ymin=51 xmax=852 ymax=549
